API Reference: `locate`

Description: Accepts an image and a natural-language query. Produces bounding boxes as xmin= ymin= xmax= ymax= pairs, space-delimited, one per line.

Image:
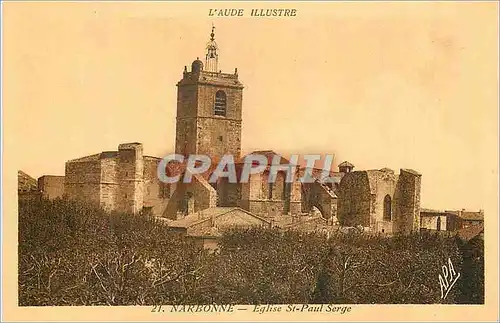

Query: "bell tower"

xmin=175 ymin=26 xmax=244 ymax=161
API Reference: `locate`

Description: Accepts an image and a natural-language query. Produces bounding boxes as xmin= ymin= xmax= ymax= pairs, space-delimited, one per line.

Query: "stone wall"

xmin=366 ymin=169 xmax=398 ymax=225
xmin=117 ymin=143 xmax=144 ymax=214
xmin=239 ymin=171 xmax=302 ymax=217
xmin=175 ymin=84 xmax=198 ymax=156
xmin=393 ymin=169 xmax=422 ymax=234
xmin=336 ymin=168 xmax=421 ymax=234
xmin=163 ymin=172 xmax=217 ymax=219
xmin=65 ymin=143 xmax=164 ymax=215
xmin=196 ymin=118 xmax=242 ymax=160
xmin=421 ymin=215 xmax=447 ymax=231
xmin=302 ymin=181 xmax=337 ymax=219
xmin=175 ymin=69 xmax=244 ymax=160
xmin=337 ymin=171 xmax=371 ymax=227
xmin=38 ymin=175 xmax=65 ymax=200
xmin=196 ymin=81 xmax=242 ymax=159
xmin=99 ymin=157 xmax=118 ymax=211
xmin=217 ymin=178 xmax=241 ymax=207
xmin=143 ymin=156 xmax=170 ymax=216
xmin=65 ymin=159 xmax=102 ymax=207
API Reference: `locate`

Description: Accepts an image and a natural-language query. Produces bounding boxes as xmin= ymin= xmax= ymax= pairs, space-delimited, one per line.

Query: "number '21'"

xmin=151 ymin=304 xmax=163 ymax=312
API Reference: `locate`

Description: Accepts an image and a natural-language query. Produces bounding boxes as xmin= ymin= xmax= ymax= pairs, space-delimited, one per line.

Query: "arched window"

xmin=383 ymin=195 xmax=392 ymax=221
xmin=214 ymin=90 xmax=227 ymax=116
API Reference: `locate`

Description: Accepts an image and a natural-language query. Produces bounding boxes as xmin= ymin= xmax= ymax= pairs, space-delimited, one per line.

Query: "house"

xmin=167 ymin=207 xmax=271 ymax=250
xmin=446 ymin=209 xmax=484 ymax=231
xmin=420 ymin=208 xmax=448 ymax=231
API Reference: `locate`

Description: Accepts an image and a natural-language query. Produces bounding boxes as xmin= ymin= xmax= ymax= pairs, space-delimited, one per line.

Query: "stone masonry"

xmin=36 ymin=27 xmax=430 ymax=235
xmin=64 ymin=143 xmax=167 ymax=215
xmin=337 ymin=168 xmax=422 ymax=234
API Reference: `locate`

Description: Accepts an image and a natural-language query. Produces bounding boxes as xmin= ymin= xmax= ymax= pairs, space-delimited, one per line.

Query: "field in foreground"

xmin=18 ymin=198 xmax=483 ymax=305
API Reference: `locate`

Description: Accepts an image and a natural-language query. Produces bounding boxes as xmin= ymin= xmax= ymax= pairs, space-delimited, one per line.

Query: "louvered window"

xmin=214 ymin=90 xmax=227 ymax=116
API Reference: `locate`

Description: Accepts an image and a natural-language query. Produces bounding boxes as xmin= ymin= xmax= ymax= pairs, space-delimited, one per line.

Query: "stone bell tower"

xmin=175 ymin=26 xmax=244 ymax=161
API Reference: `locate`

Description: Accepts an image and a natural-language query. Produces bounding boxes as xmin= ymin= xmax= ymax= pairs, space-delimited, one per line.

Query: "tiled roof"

xmin=238 ymin=150 xmax=291 ymax=166
xmin=460 ymin=212 xmax=484 ymax=221
xmin=456 ymin=223 xmax=484 ymax=242
xmin=168 ymin=207 xmax=269 ymax=229
xmin=445 ymin=210 xmax=484 ymax=221
xmin=420 ymin=208 xmax=440 ymax=213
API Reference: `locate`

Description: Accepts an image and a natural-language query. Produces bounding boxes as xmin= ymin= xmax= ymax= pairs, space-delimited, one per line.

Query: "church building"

xmin=38 ymin=26 xmax=424 ymax=235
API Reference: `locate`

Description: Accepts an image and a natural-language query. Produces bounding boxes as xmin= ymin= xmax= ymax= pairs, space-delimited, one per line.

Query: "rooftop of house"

xmin=168 ymin=207 xmax=270 ymax=229
xmin=456 ymin=223 xmax=484 ymax=243
xmin=237 ymin=150 xmax=292 ymax=166
xmin=446 ymin=209 xmax=484 ymax=221
xmin=420 ymin=208 xmax=448 ymax=214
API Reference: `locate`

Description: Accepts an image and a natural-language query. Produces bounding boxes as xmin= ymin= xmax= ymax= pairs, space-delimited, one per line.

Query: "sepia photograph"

xmin=2 ymin=1 xmax=499 ymax=322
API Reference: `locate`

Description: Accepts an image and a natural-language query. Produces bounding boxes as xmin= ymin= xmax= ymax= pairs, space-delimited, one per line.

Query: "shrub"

xmin=18 ymin=198 xmax=481 ymax=305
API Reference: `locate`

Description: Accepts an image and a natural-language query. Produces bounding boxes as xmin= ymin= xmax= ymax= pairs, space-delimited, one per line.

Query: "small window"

xmin=218 ymin=135 xmax=223 ymax=142
xmin=268 ymin=183 xmax=273 ymax=200
xmin=383 ymin=195 xmax=391 ymax=221
xmin=214 ymin=90 xmax=227 ymax=116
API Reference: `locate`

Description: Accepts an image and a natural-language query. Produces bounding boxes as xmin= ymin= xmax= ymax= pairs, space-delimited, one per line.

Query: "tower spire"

xmin=205 ymin=24 xmax=219 ymax=72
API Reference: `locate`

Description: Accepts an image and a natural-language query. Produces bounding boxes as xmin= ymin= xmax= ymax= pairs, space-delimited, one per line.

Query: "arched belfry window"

xmin=214 ymin=90 xmax=227 ymax=116
xmin=383 ymin=195 xmax=392 ymax=221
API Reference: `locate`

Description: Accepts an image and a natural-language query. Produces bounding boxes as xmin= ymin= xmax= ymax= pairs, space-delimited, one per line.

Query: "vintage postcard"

xmin=2 ymin=1 xmax=499 ymax=322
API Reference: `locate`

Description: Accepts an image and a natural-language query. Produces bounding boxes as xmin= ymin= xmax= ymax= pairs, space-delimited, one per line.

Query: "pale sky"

xmin=3 ymin=2 xmax=498 ymax=212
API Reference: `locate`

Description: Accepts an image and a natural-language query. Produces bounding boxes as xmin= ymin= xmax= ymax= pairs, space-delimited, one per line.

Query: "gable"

xmin=215 ymin=209 xmax=269 ymax=229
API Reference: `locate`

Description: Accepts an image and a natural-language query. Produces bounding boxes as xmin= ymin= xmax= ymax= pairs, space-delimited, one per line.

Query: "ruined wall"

xmin=239 ymin=172 xmax=261 ymax=211
xmin=337 ymin=172 xmax=371 ymax=227
xmin=163 ymin=173 xmax=217 ymax=219
xmin=240 ymin=171 xmax=302 ymax=217
xmin=302 ymin=181 xmax=337 ymax=219
xmin=217 ymin=179 xmax=241 ymax=207
xmin=289 ymin=181 xmax=303 ymax=215
xmin=393 ymin=169 xmax=422 ymax=234
xmin=143 ymin=157 xmax=169 ymax=216
xmin=38 ymin=176 xmax=65 ymax=200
